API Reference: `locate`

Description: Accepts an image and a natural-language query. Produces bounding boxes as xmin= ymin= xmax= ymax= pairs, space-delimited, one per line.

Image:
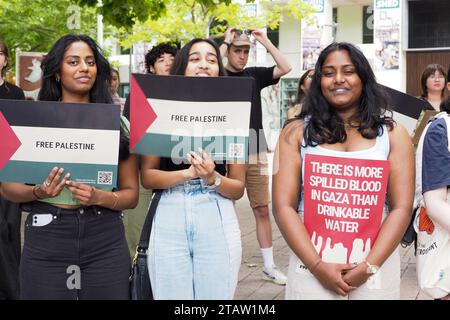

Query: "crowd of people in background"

xmin=0 ymin=27 xmax=450 ymax=301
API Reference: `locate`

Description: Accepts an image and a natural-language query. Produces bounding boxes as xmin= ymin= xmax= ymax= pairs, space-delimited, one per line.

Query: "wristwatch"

xmin=222 ymin=41 xmax=231 ymax=48
xmin=205 ymin=174 xmax=222 ymax=191
xmin=364 ymin=260 xmax=379 ymax=275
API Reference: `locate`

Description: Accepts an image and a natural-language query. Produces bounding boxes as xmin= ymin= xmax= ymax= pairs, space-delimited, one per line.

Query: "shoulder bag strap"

xmin=137 ymin=190 xmax=162 ymax=252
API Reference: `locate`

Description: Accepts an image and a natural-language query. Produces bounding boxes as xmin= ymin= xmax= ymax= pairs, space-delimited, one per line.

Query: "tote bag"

xmin=416 ymin=205 xmax=450 ymax=299
xmin=415 ymin=112 xmax=450 ymax=299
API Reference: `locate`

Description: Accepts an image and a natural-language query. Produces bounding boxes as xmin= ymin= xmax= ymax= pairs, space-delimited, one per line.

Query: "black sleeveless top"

xmin=160 ymin=157 xmax=227 ymax=176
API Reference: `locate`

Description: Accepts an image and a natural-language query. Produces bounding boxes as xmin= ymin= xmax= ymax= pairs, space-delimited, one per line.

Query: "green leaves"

xmin=0 ymin=0 xmax=97 ymax=69
xmin=77 ymin=0 xmax=168 ymax=30
xmin=0 ymin=0 xmax=314 ymax=75
xmin=118 ymin=0 xmax=312 ymax=48
xmin=76 ymin=0 xmax=255 ymax=31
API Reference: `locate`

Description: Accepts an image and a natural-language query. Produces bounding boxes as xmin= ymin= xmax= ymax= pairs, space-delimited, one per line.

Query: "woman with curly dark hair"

xmin=145 ymin=42 xmax=177 ymax=75
xmin=273 ymin=42 xmax=414 ymax=299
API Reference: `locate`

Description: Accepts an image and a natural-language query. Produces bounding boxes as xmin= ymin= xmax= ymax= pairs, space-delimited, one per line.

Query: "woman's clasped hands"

xmin=186 ymin=148 xmax=217 ymax=185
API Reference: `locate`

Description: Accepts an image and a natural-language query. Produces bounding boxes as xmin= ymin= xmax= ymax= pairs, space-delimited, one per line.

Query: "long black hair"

xmin=298 ymin=42 xmax=394 ymax=146
xmin=38 ymin=34 xmax=129 ymax=160
xmin=170 ymin=38 xmax=226 ymax=76
xmin=38 ymin=34 xmax=112 ymax=104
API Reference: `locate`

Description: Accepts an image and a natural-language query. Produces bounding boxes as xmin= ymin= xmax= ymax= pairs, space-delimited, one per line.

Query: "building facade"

xmin=260 ymin=0 xmax=450 ymax=150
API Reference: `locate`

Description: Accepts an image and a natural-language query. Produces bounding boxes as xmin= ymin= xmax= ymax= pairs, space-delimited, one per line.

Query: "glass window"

xmin=408 ymin=0 xmax=450 ymax=48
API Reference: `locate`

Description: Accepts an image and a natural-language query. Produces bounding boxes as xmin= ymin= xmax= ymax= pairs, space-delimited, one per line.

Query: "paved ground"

xmin=233 ymin=153 xmax=431 ymax=300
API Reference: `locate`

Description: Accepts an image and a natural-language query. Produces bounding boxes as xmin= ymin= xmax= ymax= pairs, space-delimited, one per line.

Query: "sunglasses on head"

xmin=235 ymin=29 xmax=252 ymax=36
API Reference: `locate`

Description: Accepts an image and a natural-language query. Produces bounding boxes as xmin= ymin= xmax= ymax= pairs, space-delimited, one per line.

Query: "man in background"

xmin=220 ymin=28 xmax=292 ymax=285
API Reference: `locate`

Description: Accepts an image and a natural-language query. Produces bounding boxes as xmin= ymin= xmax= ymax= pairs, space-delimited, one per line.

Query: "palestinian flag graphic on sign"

xmin=0 ymin=100 xmax=120 ymax=187
xmin=381 ymin=84 xmax=432 ymax=134
xmin=130 ymin=74 xmax=252 ymax=161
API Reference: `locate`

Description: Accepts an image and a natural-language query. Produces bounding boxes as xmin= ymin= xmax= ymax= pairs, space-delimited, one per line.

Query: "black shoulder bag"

xmin=130 ymin=190 xmax=162 ymax=300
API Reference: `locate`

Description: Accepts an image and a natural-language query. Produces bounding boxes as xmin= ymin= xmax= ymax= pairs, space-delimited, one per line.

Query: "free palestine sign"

xmin=130 ymin=74 xmax=252 ymax=161
xmin=0 ymin=100 xmax=120 ymax=187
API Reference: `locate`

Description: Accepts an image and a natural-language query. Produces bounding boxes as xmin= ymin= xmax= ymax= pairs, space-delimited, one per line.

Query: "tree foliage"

xmin=77 ymin=0 xmax=237 ymax=31
xmin=120 ymin=0 xmax=314 ymax=47
xmin=0 ymin=0 xmax=314 ymax=75
xmin=0 ymin=0 xmax=100 ymax=67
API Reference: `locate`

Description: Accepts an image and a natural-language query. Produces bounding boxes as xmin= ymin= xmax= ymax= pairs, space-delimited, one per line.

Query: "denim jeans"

xmin=20 ymin=201 xmax=131 ymax=300
xmin=148 ymin=179 xmax=242 ymax=299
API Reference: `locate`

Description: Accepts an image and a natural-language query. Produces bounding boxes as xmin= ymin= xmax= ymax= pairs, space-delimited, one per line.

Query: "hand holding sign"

xmin=34 ymin=167 xmax=71 ymax=199
xmin=65 ymin=180 xmax=100 ymax=206
xmin=187 ymin=148 xmax=216 ymax=185
xmin=0 ymin=100 xmax=120 ymax=187
xmin=130 ymin=74 xmax=252 ymax=161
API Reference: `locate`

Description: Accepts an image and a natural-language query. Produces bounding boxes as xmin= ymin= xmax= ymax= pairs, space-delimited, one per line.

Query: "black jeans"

xmin=20 ymin=201 xmax=131 ymax=300
xmin=0 ymin=196 xmax=21 ymax=300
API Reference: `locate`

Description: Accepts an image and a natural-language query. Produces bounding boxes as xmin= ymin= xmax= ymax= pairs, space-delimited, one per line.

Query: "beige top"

xmin=287 ymin=104 xmax=302 ymax=119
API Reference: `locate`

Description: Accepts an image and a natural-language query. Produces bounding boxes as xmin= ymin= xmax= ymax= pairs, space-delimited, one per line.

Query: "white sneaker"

xmin=262 ymin=265 xmax=287 ymax=285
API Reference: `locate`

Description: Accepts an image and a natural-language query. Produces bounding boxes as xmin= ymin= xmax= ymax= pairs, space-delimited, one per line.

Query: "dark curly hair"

xmin=297 ymin=42 xmax=394 ymax=146
xmin=145 ymin=43 xmax=177 ymax=73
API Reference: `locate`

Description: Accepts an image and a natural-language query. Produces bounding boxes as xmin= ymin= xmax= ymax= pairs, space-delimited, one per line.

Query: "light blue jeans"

xmin=148 ymin=179 xmax=242 ymax=300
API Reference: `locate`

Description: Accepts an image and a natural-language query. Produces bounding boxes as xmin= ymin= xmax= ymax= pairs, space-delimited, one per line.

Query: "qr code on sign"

xmin=228 ymin=143 xmax=244 ymax=159
xmin=97 ymin=171 xmax=113 ymax=185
